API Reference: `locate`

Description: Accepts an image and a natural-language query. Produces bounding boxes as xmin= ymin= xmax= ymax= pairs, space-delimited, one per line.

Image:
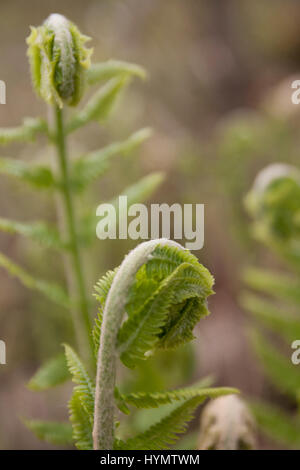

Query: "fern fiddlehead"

xmin=93 ymin=239 xmax=183 ymax=448
xmin=27 ymin=13 xmax=92 ymax=108
xmin=245 ymin=163 xmax=300 ymax=267
xmin=90 ymin=238 xmax=237 ymax=450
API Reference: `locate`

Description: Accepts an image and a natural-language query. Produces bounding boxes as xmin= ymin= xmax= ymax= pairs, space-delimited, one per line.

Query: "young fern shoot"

xmin=64 ymin=239 xmax=237 ymax=450
xmin=93 ymin=239 xmax=183 ymax=448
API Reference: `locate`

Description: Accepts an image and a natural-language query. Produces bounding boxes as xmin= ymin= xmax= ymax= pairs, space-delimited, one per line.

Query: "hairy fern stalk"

xmin=242 ymin=164 xmax=300 ymax=449
xmin=0 ymin=14 xmax=237 ymax=450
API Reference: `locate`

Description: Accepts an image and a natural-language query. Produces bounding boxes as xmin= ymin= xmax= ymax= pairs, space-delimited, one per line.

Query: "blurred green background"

xmin=1 ymin=0 xmax=300 ymax=449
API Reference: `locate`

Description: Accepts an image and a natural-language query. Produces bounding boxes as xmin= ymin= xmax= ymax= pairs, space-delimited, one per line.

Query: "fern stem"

xmin=93 ymin=238 xmax=183 ymax=450
xmin=54 ymin=106 xmax=93 ymax=361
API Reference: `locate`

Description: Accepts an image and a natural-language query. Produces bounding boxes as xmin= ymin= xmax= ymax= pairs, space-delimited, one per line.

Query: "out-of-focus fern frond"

xmin=96 ymin=172 xmax=164 ymax=236
xmin=241 ymin=292 xmax=300 ymax=343
xmin=87 ymin=60 xmax=146 ymax=85
xmin=250 ymin=329 xmax=300 ymax=399
xmin=244 ymin=267 xmax=300 ymax=306
xmin=67 ymin=77 xmax=129 ymax=133
xmin=0 ymin=118 xmax=47 ymax=145
xmin=243 ymin=163 xmax=300 ymax=448
xmin=81 ymin=172 xmax=164 ymax=245
xmin=70 ymin=128 xmax=152 ymax=192
xmin=28 ymin=353 xmax=70 ymax=391
xmin=23 ymin=419 xmax=73 ymax=446
xmin=0 ymin=252 xmax=70 ymax=308
xmin=0 ymin=218 xmax=68 ymax=251
xmin=111 ymin=172 xmax=165 ymax=211
xmin=0 ymin=157 xmax=56 ymax=189
xmin=250 ymin=401 xmax=300 ymax=449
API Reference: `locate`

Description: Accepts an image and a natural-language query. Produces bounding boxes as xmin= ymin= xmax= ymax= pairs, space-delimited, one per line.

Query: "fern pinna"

xmin=241 ymin=163 xmax=300 ymax=449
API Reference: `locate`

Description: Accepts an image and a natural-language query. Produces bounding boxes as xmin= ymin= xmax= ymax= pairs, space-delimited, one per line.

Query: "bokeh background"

xmin=1 ymin=0 xmax=300 ymax=449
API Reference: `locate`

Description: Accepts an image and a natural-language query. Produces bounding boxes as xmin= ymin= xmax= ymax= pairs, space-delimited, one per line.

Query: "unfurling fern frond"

xmin=117 ymin=282 xmax=175 ymax=368
xmin=27 ymin=14 xmax=93 ymax=108
xmin=91 ymin=239 xmax=234 ymax=450
xmin=117 ymin=259 xmax=213 ymax=368
xmin=92 ymin=244 xmax=213 ymax=370
xmin=245 ymin=164 xmax=300 ymax=252
xmin=117 ymin=245 xmax=213 ymax=367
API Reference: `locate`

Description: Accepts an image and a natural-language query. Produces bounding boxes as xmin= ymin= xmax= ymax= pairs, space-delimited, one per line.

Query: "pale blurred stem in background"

xmin=53 ymin=106 xmax=93 ymax=363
